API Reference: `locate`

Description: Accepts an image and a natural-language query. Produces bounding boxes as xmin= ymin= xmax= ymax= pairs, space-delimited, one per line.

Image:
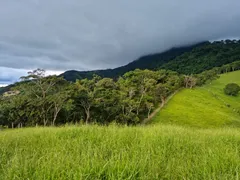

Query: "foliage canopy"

xmin=224 ymin=83 xmax=240 ymax=96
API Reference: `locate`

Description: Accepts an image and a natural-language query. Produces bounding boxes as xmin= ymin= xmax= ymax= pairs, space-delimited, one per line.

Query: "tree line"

xmin=0 ymin=60 xmax=240 ymax=128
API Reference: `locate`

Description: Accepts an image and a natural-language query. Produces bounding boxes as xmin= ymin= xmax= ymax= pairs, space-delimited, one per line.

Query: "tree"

xmin=94 ymin=78 xmax=120 ymax=123
xmin=48 ymin=84 xmax=71 ymax=126
xmin=155 ymin=84 xmax=169 ymax=105
xmin=19 ymin=69 xmax=69 ymax=126
xmin=116 ymin=77 xmax=139 ymax=124
xmin=74 ymin=76 xmax=101 ymax=124
xmin=117 ymin=69 xmax=158 ymax=123
xmin=224 ymin=83 xmax=240 ymax=96
xmin=184 ymin=75 xmax=197 ymax=88
xmin=146 ymin=102 xmax=154 ymax=119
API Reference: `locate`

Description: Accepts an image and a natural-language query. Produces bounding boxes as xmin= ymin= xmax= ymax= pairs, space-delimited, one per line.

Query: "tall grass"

xmin=1 ymin=125 xmax=240 ymax=179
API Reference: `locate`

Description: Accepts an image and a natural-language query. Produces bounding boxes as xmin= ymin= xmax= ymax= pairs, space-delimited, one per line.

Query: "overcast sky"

xmin=0 ymin=0 xmax=240 ymax=85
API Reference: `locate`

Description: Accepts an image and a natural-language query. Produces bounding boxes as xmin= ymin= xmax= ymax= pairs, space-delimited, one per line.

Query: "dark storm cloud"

xmin=0 ymin=0 xmax=240 ymax=82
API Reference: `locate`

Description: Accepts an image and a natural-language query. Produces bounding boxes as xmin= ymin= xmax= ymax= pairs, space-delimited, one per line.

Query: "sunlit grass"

xmin=152 ymin=71 xmax=240 ymax=127
xmin=1 ymin=125 xmax=240 ymax=180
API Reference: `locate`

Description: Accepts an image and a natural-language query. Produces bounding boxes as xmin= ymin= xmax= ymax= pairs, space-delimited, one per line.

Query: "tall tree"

xmin=74 ymin=76 xmax=100 ymax=124
xmin=19 ymin=69 xmax=68 ymax=126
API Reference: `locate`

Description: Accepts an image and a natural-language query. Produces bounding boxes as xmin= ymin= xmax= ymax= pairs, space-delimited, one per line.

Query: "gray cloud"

xmin=0 ymin=67 xmax=27 ymax=85
xmin=0 ymin=67 xmax=63 ymax=86
xmin=0 ymin=0 xmax=240 ymax=84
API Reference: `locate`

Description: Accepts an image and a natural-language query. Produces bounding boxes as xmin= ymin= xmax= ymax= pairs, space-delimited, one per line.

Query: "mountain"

xmin=62 ymin=40 xmax=240 ymax=82
xmin=61 ymin=42 xmax=208 ymax=81
xmin=161 ymin=40 xmax=240 ymax=74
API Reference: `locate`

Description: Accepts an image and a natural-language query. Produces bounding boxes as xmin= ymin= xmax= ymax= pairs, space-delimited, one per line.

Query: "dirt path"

xmin=142 ymin=90 xmax=180 ymax=125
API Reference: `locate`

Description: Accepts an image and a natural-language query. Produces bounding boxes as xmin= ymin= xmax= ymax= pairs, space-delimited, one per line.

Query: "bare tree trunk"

xmin=161 ymin=96 xmax=166 ymax=106
xmin=42 ymin=107 xmax=47 ymax=126
xmin=43 ymin=118 xmax=48 ymax=127
xmin=42 ymin=105 xmax=52 ymax=127
xmin=52 ymin=109 xmax=60 ymax=126
xmin=85 ymin=110 xmax=90 ymax=124
xmin=148 ymin=107 xmax=152 ymax=119
xmin=52 ymin=106 xmax=59 ymax=126
xmin=137 ymin=94 xmax=144 ymax=115
xmin=52 ymin=115 xmax=57 ymax=126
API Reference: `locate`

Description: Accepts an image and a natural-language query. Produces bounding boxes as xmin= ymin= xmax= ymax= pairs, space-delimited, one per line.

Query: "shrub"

xmin=224 ymin=83 xmax=240 ymax=96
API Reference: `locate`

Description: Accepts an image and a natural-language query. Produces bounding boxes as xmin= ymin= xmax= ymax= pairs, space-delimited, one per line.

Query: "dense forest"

xmin=0 ymin=60 xmax=239 ymax=128
xmin=161 ymin=40 xmax=240 ymax=74
xmin=62 ymin=40 xmax=240 ymax=81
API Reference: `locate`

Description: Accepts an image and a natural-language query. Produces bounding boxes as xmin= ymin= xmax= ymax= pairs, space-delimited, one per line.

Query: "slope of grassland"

xmin=152 ymin=71 xmax=240 ymax=128
xmin=1 ymin=125 xmax=240 ymax=180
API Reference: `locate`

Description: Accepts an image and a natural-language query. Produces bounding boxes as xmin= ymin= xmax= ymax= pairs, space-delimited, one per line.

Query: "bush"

xmin=0 ymin=125 xmax=8 ymax=130
xmin=224 ymin=83 xmax=240 ymax=96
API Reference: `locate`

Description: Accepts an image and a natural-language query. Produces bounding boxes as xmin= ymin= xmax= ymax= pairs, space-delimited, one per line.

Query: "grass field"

xmin=152 ymin=71 xmax=240 ymax=127
xmin=1 ymin=125 xmax=240 ymax=180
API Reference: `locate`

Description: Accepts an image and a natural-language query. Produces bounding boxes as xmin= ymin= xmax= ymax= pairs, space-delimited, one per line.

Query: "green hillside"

xmin=152 ymin=71 xmax=240 ymax=127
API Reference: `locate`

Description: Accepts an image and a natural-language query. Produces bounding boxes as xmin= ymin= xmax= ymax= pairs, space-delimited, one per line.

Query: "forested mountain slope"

xmin=62 ymin=42 xmax=207 ymax=81
xmin=161 ymin=40 xmax=240 ymax=74
xmin=152 ymin=70 xmax=240 ymax=127
xmin=62 ymin=40 xmax=240 ymax=81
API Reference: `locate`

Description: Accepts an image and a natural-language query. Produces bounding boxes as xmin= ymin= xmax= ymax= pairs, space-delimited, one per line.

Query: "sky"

xmin=0 ymin=0 xmax=240 ymax=85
